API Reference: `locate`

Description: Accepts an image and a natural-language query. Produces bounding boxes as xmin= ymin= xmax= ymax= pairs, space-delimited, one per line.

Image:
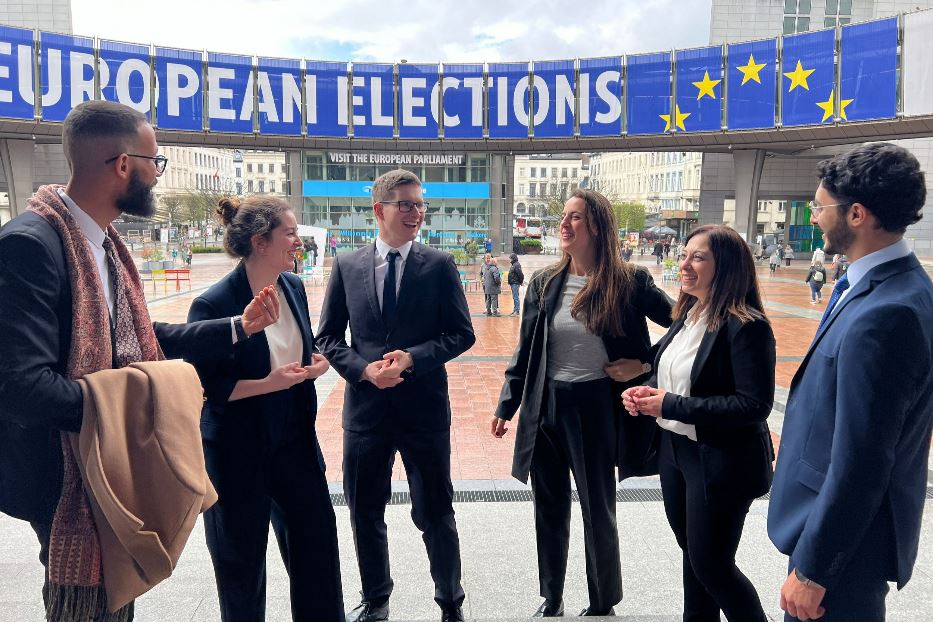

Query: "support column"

xmin=0 ymin=139 xmax=35 ymax=220
xmin=732 ymin=149 xmax=766 ymax=242
xmin=285 ymin=150 xmax=303 ymax=215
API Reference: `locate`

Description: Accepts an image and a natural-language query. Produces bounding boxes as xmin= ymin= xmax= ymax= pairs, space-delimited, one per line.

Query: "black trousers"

xmin=343 ymin=425 xmax=464 ymax=612
xmin=203 ymin=406 xmax=343 ymax=622
xmin=659 ymin=429 xmax=766 ymax=622
xmin=530 ymin=377 xmax=623 ymax=611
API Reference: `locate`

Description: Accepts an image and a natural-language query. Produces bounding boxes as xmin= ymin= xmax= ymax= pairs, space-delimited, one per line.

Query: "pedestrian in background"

xmin=811 ymin=245 xmax=825 ymax=266
xmin=805 ymin=260 xmax=827 ymax=304
xmin=653 ymin=240 xmax=664 ymax=265
xmin=784 ymin=244 xmax=795 ymax=267
xmin=507 ymin=253 xmax=524 ymax=316
xmin=329 ymin=234 xmax=338 ymax=257
xmin=769 ymin=248 xmax=780 ymax=274
xmin=482 ymin=253 xmax=501 ymax=316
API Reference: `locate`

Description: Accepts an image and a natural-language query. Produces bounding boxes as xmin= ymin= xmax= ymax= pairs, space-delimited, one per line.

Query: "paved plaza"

xmin=1 ymin=249 xmax=931 ymax=621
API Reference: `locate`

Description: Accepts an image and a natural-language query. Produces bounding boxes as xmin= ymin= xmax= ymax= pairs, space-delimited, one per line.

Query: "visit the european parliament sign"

xmin=0 ymin=13 xmax=927 ymax=138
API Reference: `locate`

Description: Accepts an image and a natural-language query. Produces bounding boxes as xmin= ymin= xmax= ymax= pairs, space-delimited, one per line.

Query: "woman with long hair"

xmin=187 ymin=196 xmax=343 ymax=621
xmin=623 ymin=224 xmax=775 ymax=622
xmin=492 ymin=189 xmax=673 ymax=617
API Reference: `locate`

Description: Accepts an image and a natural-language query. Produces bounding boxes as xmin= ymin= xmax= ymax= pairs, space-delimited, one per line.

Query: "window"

xmin=246 ymin=163 xmax=253 ymax=173
xmin=529 ymin=184 xmax=537 ymax=197
xmin=540 ymin=168 xmax=546 ymax=177
xmin=561 ymin=168 xmax=568 ymax=178
xmin=784 ymin=0 xmax=811 ymax=34
xmin=530 ymin=167 xmax=536 ymax=178
xmin=235 ymin=167 xmax=241 ymax=178
xmin=269 ymin=163 xmax=275 ymax=174
xmin=247 ymin=180 xmax=253 ymax=193
xmin=269 ymin=180 xmax=276 ymax=193
xmin=469 ymin=156 xmax=488 ymax=182
xmin=571 ymin=168 xmax=577 ymax=178
xmin=236 ymin=182 xmax=242 ymax=195
xmin=304 ymin=154 xmax=324 ymax=180
xmin=777 ymin=201 xmax=786 ymax=213
xmin=519 ymin=167 xmax=525 ymax=177
xmin=258 ymin=180 xmax=265 ymax=193
xmin=518 ymin=184 xmax=525 ymax=195
xmin=758 ymin=200 xmax=769 ymax=212
xmin=823 ymin=0 xmax=851 ymax=28
xmin=258 ymin=163 xmax=264 ymax=174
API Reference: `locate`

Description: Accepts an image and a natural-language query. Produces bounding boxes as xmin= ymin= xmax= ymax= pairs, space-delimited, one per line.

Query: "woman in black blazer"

xmin=492 ymin=189 xmax=673 ymax=617
xmin=623 ymin=224 xmax=775 ymax=622
xmin=187 ymin=197 xmax=343 ymax=622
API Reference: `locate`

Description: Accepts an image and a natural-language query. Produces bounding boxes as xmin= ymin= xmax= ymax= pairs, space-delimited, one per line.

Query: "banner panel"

xmin=487 ymin=61 xmax=529 ymax=139
xmin=781 ymin=28 xmax=835 ymax=127
xmin=675 ymin=46 xmax=722 ymax=132
xmin=99 ymin=40 xmax=150 ymax=116
xmin=904 ymin=10 xmax=933 ymax=116
xmin=154 ymin=46 xmax=204 ymax=131
xmin=440 ymin=63 xmax=484 ymax=139
xmin=257 ymin=57 xmax=301 ymax=136
xmin=351 ymin=62 xmax=394 ymax=138
xmin=40 ymin=32 xmax=95 ymax=122
xmin=578 ymin=57 xmax=622 ymax=137
xmin=398 ymin=63 xmax=439 ymax=139
xmin=839 ymin=17 xmax=897 ymax=122
xmin=531 ymin=59 xmax=575 ymax=138
xmin=0 ymin=26 xmax=36 ymax=119
xmin=726 ymin=38 xmax=776 ymax=130
xmin=207 ymin=52 xmax=253 ymax=133
xmin=626 ymin=52 xmax=672 ymax=135
xmin=306 ymin=60 xmax=347 ymax=137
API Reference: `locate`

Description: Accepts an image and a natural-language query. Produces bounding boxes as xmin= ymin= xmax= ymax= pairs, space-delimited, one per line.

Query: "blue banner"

xmin=306 ymin=60 xmax=347 ymax=138
xmin=0 ymin=25 xmax=36 ymax=120
xmin=532 ymin=60 xmax=575 ymax=138
xmin=99 ymin=40 xmax=150 ymax=116
xmin=398 ymin=63 xmax=439 ymax=139
xmin=257 ymin=57 xmax=301 ymax=136
xmin=626 ymin=52 xmax=672 ymax=135
xmin=727 ymin=38 xmax=776 ymax=130
xmin=488 ymin=62 xmax=529 ymax=139
xmin=40 ymin=32 xmax=95 ymax=122
xmin=351 ymin=63 xmax=393 ymax=138
xmin=207 ymin=52 xmax=253 ymax=133
xmin=440 ymin=63 xmax=484 ymax=139
xmin=676 ymin=46 xmax=722 ymax=132
xmin=781 ymin=28 xmax=835 ymax=127
xmin=578 ymin=57 xmax=622 ymax=136
xmin=155 ymin=46 xmax=203 ymax=131
xmin=840 ymin=17 xmax=897 ymax=122
xmin=303 ymin=180 xmax=490 ymax=199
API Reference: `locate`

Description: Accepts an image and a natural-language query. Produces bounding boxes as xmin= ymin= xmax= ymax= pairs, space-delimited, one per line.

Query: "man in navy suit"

xmin=317 ymin=170 xmax=475 ymax=622
xmin=768 ymin=143 xmax=933 ymax=622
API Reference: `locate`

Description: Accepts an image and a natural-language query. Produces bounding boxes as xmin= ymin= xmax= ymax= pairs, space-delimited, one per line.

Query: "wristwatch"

xmin=233 ymin=315 xmax=250 ymax=342
xmin=794 ymin=568 xmax=823 ymax=589
xmin=641 ymin=362 xmax=652 ymax=375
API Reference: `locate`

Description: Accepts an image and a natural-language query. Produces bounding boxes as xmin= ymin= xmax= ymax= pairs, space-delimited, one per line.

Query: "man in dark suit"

xmin=0 ymin=100 xmax=279 ymax=619
xmin=317 ymin=169 xmax=475 ymax=622
xmin=768 ymin=143 xmax=933 ymax=622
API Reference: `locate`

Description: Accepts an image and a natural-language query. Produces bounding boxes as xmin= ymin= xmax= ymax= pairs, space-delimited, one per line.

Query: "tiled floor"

xmin=146 ymin=252 xmax=933 ymax=483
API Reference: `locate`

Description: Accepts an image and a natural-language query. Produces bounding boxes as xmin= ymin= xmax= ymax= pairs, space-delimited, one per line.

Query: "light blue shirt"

xmin=836 ymin=239 xmax=912 ymax=305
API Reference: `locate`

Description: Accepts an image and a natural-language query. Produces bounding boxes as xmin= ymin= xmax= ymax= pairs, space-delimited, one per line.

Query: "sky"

xmin=72 ymin=0 xmax=712 ymax=63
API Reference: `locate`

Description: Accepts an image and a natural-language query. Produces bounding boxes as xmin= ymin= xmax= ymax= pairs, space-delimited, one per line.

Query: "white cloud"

xmin=72 ymin=0 xmax=711 ymax=63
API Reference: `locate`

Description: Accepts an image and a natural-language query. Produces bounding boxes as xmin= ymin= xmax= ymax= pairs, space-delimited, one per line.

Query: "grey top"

xmin=546 ymin=274 xmax=609 ymax=382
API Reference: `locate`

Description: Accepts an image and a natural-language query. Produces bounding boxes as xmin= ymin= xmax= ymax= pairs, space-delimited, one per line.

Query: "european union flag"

xmin=727 ymin=39 xmax=776 ymax=130
xmin=675 ymin=46 xmax=723 ymax=133
xmin=626 ymin=52 xmax=672 ymax=135
xmin=839 ymin=17 xmax=897 ymax=122
xmin=781 ymin=28 xmax=835 ymax=127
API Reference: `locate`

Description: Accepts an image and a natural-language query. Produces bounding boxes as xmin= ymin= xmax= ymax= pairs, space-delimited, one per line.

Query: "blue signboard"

xmin=839 ymin=17 xmax=897 ymax=122
xmin=578 ymin=57 xmax=622 ymax=137
xmin=257 ymin=57 xmax=302 ymax=136
xmin=0 ymin=25 xmax=36 ymax=120
xmin=488 ymin=62 xmax=529 ymax=139
xmin=781 ymin=28 xmax=835 ymax=127
xmin=398 ymin=63 xmax=439 ymax=139
xmin=303 ymin=180 xmax=490 ymax=199
xmin=306 ymin=60 xmax=347 ymax=138
xmin=441 ymin=63 xmax=484 ymax=139
xmin=207 ymin=52 xmax=253 ymax=133
xmin=155 ymin=46 xmax=203 ymax=131
xmin=40 ymin=32 xmax=95 ymax=122
xmin=675 ymin=46 xmax=722 ymax=132
xmin=727 ymin=38 xmax=776 ymax=130
xmin=351 ymin=63 xmax=394 ymax=138
xmin=99 ymin=40 xmax=151 ymax=116
xmin=626 ymin=52 xmax=672 ymax=135
xmin=532 ymin=60 xmax=575 ymax=138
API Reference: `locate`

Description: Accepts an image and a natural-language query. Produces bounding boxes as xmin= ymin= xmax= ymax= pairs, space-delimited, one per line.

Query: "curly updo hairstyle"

xmin=216 ymin=196 xmax=294 ymax=259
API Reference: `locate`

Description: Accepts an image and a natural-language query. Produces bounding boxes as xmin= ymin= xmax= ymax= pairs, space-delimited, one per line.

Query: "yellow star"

xmin=838 ymin=96 xmax=854 ymax=121
xmin=660 ymin=104 xmax=691 ymax=132
xmin=816 ymin=90 xmax=835 ymax=123
xmin=692 ymin=71 xmax=721 ymax=100
xmin=784 ymin=60 xmax=815 ymax=92
xmin=736 ymin=54 xmax=767 ymax=85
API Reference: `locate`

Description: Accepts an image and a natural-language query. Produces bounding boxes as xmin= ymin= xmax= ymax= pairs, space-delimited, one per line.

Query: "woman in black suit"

xmin=187 ymin=196 xmax=343 ymax=622
xmin=623 ymin=224 xmax=775 ymax=622
xmin=492 ymin=189 xmax=673 ymax=617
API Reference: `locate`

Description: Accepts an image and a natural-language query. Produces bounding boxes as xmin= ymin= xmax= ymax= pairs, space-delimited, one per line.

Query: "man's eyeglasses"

xmin=380 ymin=200 xmax=429 ymax=213
xmin=808 ymin=200 xmax=849 ymax=217
xmin=105 ymin=154 xmax=169 ymax=176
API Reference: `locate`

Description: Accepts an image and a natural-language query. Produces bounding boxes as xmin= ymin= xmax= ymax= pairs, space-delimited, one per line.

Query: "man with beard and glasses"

xmin=0 ymin=100 xmax=281 ymax=621
xmin=768 ymin=143 xmax=933 ymax=622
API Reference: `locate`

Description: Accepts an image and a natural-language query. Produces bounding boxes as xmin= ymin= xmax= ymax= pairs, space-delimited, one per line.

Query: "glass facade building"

xmin=299 ymin=151 xmax=502 ymax=252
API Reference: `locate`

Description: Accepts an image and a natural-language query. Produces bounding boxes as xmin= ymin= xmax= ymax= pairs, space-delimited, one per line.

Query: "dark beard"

xmin=117 ymin=170 xmax=156 ymax=218
xmin=822 ymin=216 xmax=855 ymax=256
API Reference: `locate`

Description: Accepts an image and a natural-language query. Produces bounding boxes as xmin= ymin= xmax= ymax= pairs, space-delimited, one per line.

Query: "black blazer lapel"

xmin=391 ymin=242 xmax=425 ymax=332
xmin=652 ymin=316 xmax=685 ymax=371
xmin=690 ymin=323 xmax=721 ymax=387
xmin=278 ymin=274 xmax=311 ymax=364
xmin=542 ymin=267 xmax=568 ymax=323
xmin=359 ymin=244 xmax=383 ymax=329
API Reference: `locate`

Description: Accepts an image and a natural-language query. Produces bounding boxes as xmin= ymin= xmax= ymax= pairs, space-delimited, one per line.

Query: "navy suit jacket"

xmin=316 ymin=241 xmax=475 ymax=432
xmin=768 ymin=254 xmax=933 ymax=590
xmin=0 ymin=212 xmax=235 ymax=524
xmin=187 ymin=264 xmax=321 ymax=458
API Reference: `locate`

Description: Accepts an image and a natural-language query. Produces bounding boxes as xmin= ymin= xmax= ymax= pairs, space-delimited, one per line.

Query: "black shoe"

xmin=579 ymin=606 xmax=615 ymax=616
xmin=346 ymin=600 xmax=389 ymax=622
xmin=533 ymin=598 xmax=564 ymax=617
xmin=441 ymin=606 xmax=464 ymax=622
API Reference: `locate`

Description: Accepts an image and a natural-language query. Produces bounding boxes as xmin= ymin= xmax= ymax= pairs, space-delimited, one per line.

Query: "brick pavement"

xmin=143 ymin=252 xmax=912 ymax=483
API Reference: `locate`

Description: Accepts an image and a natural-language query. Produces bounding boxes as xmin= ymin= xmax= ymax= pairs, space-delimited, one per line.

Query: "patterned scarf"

xmin=28 ymin=185 xmax=163 ymax=621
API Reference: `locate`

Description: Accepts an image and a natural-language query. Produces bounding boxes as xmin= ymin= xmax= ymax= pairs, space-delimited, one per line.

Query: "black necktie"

xmin=382 ymin=250 xmax=399 ymax=324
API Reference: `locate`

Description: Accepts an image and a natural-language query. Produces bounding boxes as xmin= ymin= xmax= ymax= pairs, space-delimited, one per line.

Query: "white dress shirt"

xmin=264 ymin=283 xmax=303 ymax=369
xmin=835 ymin=239 xmax=912 ymax=306
xmin=57 ymin=189 xmax=114 ymax=321
xmin=374 ymin=238 xmax=412 ymax=311
xmin=656 ymin=311 xmax=709 ymax=442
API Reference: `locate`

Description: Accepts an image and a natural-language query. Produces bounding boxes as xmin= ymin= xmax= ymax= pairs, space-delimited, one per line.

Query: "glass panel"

xmin=797 ymin=16 xmax=810 ymax=31
xmin=840 ymin=0 xmax=851 ymax=15
xmin=798 ymin=0 xmax=811 ymax=14
xmin=824 ymin=17 xmax=836 ymax=28
xmin=784 ymin=16 xmax=797 ymax=34
xmin=304 ymin=154 xmax=324 ymax=180
xmin=839 ymin=17 xmax=850 ymax=25
xmin=825 ymin=0 xmax=838 ymax=15
xmin=448 ymin=164 xmax=467 ymax=182
xmin=423 ymin=166 xmax=445 ymax=182
xmin=326 ymin=163 xmax=347 ymax=181
xmin=784 ymin=0 xmax=797 ymax=12
xmin=353 ymin=165 xmax=376 ymax=181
